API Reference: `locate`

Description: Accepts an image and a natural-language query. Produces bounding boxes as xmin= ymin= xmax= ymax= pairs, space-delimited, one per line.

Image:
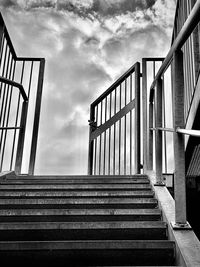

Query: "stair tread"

xmin=0 ymin=198 xmax=157 ymax=205
xmin=13 ymin=175 xmax=148 ymax=179
xmin=0 ymin=208 xmax=161 ymax=216
xmin=2 ymin=179 xmax=149 ymax=184
xmin=0 ymin=221 xmax=166 ymax=230
xmin=0 ymin=190 xmax=154 ymax=198
xmin=0 ymin=184 xmax=152 ymax=190
xmin=0 ymin=240 xmax=175 ymax=250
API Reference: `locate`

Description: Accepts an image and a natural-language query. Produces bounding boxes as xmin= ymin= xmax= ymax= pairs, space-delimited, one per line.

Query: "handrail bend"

xmin=0 ymin=76 xmax=28 ymax=101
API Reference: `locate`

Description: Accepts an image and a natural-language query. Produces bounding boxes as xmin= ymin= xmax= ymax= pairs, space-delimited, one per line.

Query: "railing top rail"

xmin=149 ymin=0 xmax=200 ymax=98
xmin=16 ymin=57 xmax=45 ymax=62
xmin=142 ymin=57 xmax=165 ymax=62
xmin=91 ymin=62 xmax=139 ymax=108
xmin=0 ymin=13 xmax=17 ymax=59
xmin=0 ymin=76 xmax=28 ymax=101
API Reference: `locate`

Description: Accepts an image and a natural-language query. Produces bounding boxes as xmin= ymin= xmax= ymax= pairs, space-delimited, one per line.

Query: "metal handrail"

xmin=150 ymin=127 xmax=200 ymax=137
xmin=176 ymin=128 xmax=200 ymax=137
xmin=91 ymin=62 xmax=139 ymax=107
xmin=0 ymin=76 xmax=28 ymax=101
xmin=149 ymin=0 xmax=200 ymax=99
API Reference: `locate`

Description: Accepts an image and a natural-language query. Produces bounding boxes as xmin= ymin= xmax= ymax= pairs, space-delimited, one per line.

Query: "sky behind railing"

xmin=0 ymin=0 xmax=176 ymax=174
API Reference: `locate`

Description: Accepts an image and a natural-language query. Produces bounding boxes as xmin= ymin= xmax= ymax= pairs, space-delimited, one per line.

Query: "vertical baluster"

xmin=153 ymin=61 xmax=155 ymax=79
xmin=98 ymin=101 xmax=103 ymax=175
xmin=108 ymin=93 xmax=112 ymax=175
xmin=162 ymin=75 xmax=167 ymax=173
xmin=11 ymin=60 xmax=25 ymax=171
xmin=130 ymin=75 xmax=132 ymax=175
xmin=124 ymin=79 xmax=127 ymax=175
xmin=119 ymin=85 xmax=122 ymax=175
xmin=27 ymin=61 xmax=33 ymax=99
xmin=103 ymin=97 xmax=107 ymax=175
xmin=113 ymin=89 xmax=116 ymax=175
xmin=94 ymin=105 xmax=98 ymax=175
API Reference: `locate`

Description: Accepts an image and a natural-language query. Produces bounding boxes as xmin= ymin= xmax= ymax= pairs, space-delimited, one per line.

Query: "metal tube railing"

xmin=88 ymin=62 xmax=141 ymax=175
xmin=0 ymin=13 xmax=45 ymax=175
xmin=147 ymin=0 xmax=200 ymax=228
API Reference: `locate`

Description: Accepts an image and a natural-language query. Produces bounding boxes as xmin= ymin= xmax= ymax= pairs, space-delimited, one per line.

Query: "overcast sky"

xmin=0 ymin=0 xmax=176 ymax=174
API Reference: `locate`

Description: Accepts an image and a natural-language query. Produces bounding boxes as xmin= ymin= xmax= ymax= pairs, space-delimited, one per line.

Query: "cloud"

xmin=0 ymin=0 xmax=176 ymax=174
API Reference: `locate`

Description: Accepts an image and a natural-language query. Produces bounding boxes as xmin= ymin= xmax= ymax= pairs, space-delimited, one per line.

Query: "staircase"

xmin=0 ymin=174 xmax=177 ymax=266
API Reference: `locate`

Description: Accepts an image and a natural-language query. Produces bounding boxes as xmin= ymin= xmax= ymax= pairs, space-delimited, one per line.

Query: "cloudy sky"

xmin=0 ymin=0 xmax=176 ymax=174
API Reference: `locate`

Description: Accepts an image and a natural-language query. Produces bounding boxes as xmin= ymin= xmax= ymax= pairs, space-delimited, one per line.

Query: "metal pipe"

xmin=155 ymin=78 xmax=164 ymax=185
xmin=172 ymin=49 xmax=188 ymax=227
xmin=103 ymin=97 xmax=107 ymax=175
xmin=176 ymin=128 xmax=200 ymax=136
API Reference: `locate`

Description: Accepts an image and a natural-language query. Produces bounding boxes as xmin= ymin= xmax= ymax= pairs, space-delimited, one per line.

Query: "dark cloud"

xmin=92 ymin=0 xmax=156 ymax=17
xmin=27 ymin=0 xmax=56 ymax=9
xmin=0 ymin=0 xmax=17 ymax=8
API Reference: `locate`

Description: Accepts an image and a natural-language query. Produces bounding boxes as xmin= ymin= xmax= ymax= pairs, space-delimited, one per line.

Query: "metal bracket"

xmin=88 ymin=120 xmax=97 ymax=131
xmin=171 ymin=221 xmax=192 ymax=230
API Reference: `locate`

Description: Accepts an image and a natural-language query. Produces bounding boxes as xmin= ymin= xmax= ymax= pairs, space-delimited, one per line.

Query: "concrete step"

xmin=0 ymin=221 xmax=167 ymax=241
xmin=0 ymin=208 xmax=161 ymax=222
xmin=0 ymin=190 xmax=155 ymax=198
xmin=12 ymin=175 xmax=149 ymax=180
xmin=0 ymin=184 xmax=152 ymax=190
xmin=0 ymin=240 xmax=175 ymax=266
xmin=3 ymin=178 xmax=150 ymax=184
xmin=0 ymin=198 xmax=158 ymax=209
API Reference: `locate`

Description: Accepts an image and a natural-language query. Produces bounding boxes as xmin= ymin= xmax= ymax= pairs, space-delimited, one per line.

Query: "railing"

xmin=172 ymin=0 xmax=200 ymax=122
xmin=144 ymin=0 xmax=200 ymax=228
xmin=88 ymin=63 xmax=141 ymax=175
xmin=0 ymin=13 xmax=45 ymax=175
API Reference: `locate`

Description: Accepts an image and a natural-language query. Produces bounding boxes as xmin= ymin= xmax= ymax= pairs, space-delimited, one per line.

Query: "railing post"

xmin=155 ymin=78 xmax=164 ymax=185
xmin=88 ymin=105 xmax=95 ymax=175
xmin=135 ymin=62 xmax=140 ymax=174
xmin=142 ymin=59 xmax=148 ymax=173
xmin=15 ymin=100 xmax=28 ymax=175
xmin=28 ymin=58 xmax=45 ymax=175
xmin=148 ymin=100 xmax=153 ymax=170
xmin=172 ymin=49 xmax=190 ymax=228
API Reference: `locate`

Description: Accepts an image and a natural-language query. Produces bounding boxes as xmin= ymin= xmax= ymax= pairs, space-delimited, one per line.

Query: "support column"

xmin=29 ymin=59 xmax=45 ymax=175
xmin=142 ymin=59 xmax=148 ymax=173
xmin=155 ymin=78 xmax=164 ymax=185
xmin=148 ymin=101 xmax=153 ymax=170
xmin=135 ymin=63 xmax=141 ymax=174
xmin=172 ymin=49 xmax=190 ymax=228
xmin=88 ymin=105 xmax=95 ymax=175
